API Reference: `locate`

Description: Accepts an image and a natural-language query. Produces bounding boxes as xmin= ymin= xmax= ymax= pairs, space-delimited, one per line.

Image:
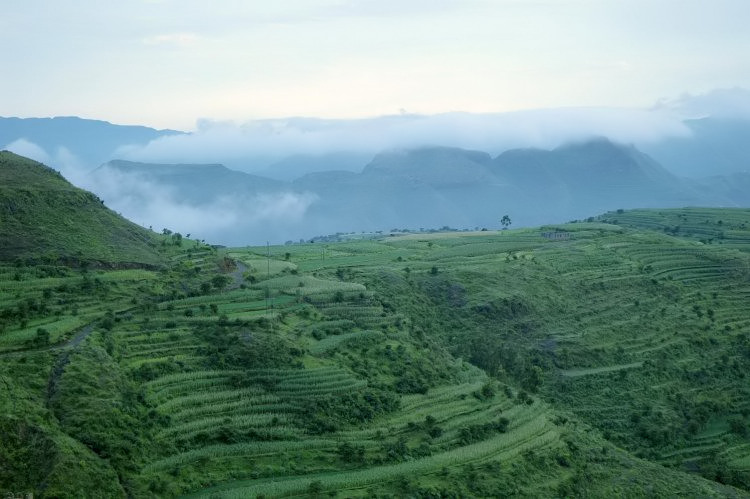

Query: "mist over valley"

xmin=5 ymin=88 xmax=750 ymax=245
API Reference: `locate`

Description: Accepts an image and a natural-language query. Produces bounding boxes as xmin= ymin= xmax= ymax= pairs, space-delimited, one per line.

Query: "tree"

xmin=501 ymin=215 xmax=512 ymax=230
xmin=211 ymin=275 xmax=230 ymax=290
xmin=31 ymin=327 xmax=50 ymax=347
xmin=307 ymin=480 xmax=323 ymax=497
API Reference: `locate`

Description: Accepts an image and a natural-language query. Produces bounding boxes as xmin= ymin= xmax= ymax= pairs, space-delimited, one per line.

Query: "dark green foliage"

xmin=0 ymin=416 xmax=126 ymax=498
xmin=729 ymin=415 xmax=749 ymax=437
xmin=337 ymin=441 xmax=366 ymax=463
xmin=300 ymin=388 xmax=400 ymax=433
xmin=458 ymin=417 xmax=510 ymax=444
xmin=27 ymin=327 xmax=49 ymax=347
xmin=395 ymin=372 xmax=429 ymax=394
xmin=131 ymin=359 xmax=185 ymax=383
xmin=211 ymin=274 xmax=230 ymax=289
xmin=0 ymin=417 xmax=56 ymax=492
xmin=307 ymin=479 xmax=324 ymax=497
xmin=473 ymin=381 xmax=496 ymax=400
xmin=195 ymin=323 xmax=296 ymax=369
xmin=381 ymin=436 xmax=410 ymax=462
xmin=424 ymin=415 xmax=444 ymax=438
xmin=50 ymin=346 xmax=149 ymax=473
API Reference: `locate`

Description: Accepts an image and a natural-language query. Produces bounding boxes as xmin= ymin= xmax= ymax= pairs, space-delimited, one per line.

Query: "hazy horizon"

xmin=3 ymin=1 xmax=750 ymax=130
xmin=3 ymin=0 xmax=750 ymax=246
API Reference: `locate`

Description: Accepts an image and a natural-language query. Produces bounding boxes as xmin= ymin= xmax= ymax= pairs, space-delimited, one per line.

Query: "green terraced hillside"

xmin=2 ymin=201 xmax=750 ymax=497
xmin=322 ymin=215 xmax=750 ymax=492
xmin=598 ymin=207 xmax=750 ymax=251
xmin=0 ymin=151 xmax=163 ymax=266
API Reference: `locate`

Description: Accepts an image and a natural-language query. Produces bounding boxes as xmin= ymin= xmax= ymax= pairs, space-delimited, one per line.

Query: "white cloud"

xmin=142 ymin=32 xmax=200 ymax=47
xmin=3 ymin=139 xmax=51 ymax=164
xmin=654 ymin=87 xmax=750 ymax=120
xmin=80 ymin=165 xmax=318 ymax=245
xmin=116 ymin=107 xmax=692 ymax=171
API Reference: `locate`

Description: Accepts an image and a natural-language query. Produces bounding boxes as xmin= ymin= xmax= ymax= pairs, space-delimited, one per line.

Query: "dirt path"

xmin=0 ymin=321 xmax=98 ymax=404
xmin=64 ymin=323 xmax=95 ymax=349
xmin=228 ymin=261 xmax=248 ymax=290
xmin=46 ymin=323 xmax=95 ymax=405
xmin=0 ymin=321 xmax=97 ymax=359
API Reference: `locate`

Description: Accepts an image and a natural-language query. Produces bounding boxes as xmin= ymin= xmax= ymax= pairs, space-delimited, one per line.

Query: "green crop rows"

xmin=3 ymin=208 xmax=750 ymax=497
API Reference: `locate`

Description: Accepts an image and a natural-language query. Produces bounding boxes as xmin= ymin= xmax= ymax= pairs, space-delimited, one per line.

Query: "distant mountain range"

xmin=94 ymin=138 xmax=750 ymax=244
xmin=4 ymin=113 xmax=750 ymax=244
xmin=0 ymin=116 xmax=181 ymax=167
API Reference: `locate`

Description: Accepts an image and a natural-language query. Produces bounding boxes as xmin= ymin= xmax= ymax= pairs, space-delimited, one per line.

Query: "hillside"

xmin=363 ymin=147 xmax=495 ymax=186
xmin=363 ymin=211 xmax=750 ymax=492
xmin=0 ymin=151 xmax=163 ymax=266
xmin=97 ymin=160 xmax=285 ymax=205
xmin=301 ymin=138 xmax=706 ymax=230
xmin=1 ymin=203 xmax=750 ymax=497
xmin=492 ymin=138 xmax=697 ymax=212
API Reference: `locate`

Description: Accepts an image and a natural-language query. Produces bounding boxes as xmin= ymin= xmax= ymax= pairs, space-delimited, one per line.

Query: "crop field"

xmin=4 ymin=210 xmax=750 ymax=497
xmin=210 ymin=218 xmax=749 ymax=495
xmin=226 ymin=253 xmax=297 ymax=276
xmin=125 ymin=247 xmax=578 ymax=496
xmin=253 ymin=274 xmax=366 ymax=295
xmin=260 ymin=213 xmax=750 ymax=492
xmin=194 ymin=409 xmax=558 ymax=498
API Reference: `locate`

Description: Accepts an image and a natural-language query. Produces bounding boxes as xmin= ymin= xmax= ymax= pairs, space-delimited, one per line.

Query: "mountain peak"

xmin=363 ymin=146 xmax=495 ymax=186
xmin=553 ymin=136 xmax=641 ymax=158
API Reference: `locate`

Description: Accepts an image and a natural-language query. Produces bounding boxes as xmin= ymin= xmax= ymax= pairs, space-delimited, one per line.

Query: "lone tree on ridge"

xmin=500 ymin=215 xmax=512 ymax=230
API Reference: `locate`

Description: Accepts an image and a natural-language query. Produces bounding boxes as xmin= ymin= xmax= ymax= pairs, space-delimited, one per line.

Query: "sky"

xmin=2 ymin=0 xmax=750 ymax=131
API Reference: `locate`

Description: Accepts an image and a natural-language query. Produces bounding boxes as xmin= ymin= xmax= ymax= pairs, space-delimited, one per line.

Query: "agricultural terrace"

xmin=3 ymin=211 xmax=750 ymax=496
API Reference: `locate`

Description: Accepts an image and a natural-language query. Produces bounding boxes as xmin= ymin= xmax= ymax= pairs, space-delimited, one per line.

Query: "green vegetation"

xmin=1 ymin=158 xmax=749 ymax=498
xmin=0 ymin=151 xmax=163 ymax=266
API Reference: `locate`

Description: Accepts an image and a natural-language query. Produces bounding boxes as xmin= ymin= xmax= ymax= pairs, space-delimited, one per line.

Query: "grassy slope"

xmin=0 ymin=151 xmax=162 ymax=266
xmin=1 ymin=206 xmax=750 ymax=497
xmin=359 ymin=211 xmax=750 ymax=491
xmin=0 ymin=242 xmax=231 ymax=497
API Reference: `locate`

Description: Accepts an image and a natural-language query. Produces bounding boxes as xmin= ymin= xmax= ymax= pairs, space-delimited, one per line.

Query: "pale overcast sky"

xmin=2 ymin=0 xmax=749 ymax=130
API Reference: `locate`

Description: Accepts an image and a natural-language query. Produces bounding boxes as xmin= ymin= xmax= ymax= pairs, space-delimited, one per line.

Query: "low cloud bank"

xmin=5 ymin=89 xmax=750 ymax=245
xmin=4 ymin=139 xmax=51 ymax=164
xmin=654 ymin=87 xmax=750 ymax=120
xmin=83 ymin=166 xmax=318 ymax=245
xmin=116 ymin=107 xmax=693 ymax=172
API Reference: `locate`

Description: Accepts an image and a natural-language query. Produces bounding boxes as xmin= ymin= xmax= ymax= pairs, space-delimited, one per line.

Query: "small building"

xmin=541 ymin=231 xmax=571 ymax=240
